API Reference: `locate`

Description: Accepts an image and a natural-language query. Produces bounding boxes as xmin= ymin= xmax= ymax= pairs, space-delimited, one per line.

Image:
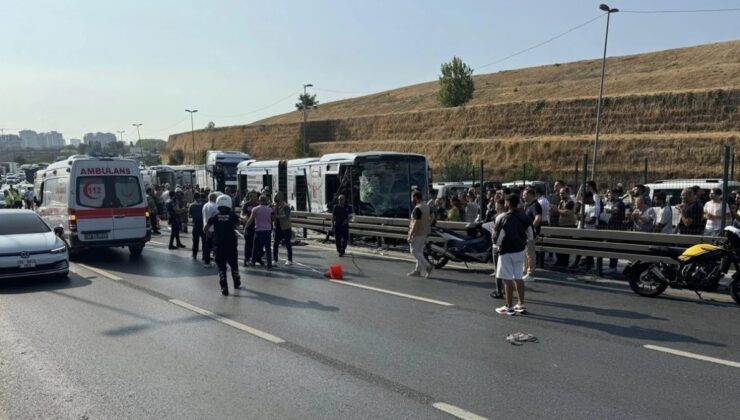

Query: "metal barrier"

xmin=291 ymin=211 xmax=718 ymax=263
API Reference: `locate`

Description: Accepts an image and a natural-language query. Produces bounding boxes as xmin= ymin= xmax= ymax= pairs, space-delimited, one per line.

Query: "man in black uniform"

xmin=331 ymin=194 xmax=353 ymax=257
xmin=204 ymin=194 xmax=241 ymax=296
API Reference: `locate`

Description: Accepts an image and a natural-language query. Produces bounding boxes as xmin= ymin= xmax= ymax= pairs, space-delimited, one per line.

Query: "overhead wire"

xmin=199 ymin=90 xmax=301 ymax=119
xmin=620 ymin=7 xmax=740 ymax=14
xmin=474 ymin=12 xmax=607 ymax=71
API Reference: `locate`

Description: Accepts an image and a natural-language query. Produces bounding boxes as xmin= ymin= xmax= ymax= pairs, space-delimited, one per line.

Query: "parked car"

xmin=0 ymin=210 xmax=69 ymax=280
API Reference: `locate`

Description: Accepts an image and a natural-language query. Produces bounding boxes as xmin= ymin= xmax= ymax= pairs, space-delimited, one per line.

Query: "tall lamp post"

xmin=185 ymin=109 xmax=198 ymax=163
xmin=590 ymin=3 xmax=618 ymax=182
xmin=302 ymin=83 xmax=313 ymax=156
xmin=116 ymin=130 xmax=125 ymax=155
xmin=132 ymin=123 xmax=143 ymax=163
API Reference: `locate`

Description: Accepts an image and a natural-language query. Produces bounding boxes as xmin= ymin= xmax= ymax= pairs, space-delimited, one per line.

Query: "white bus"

xmin=141 ymin=165 xmax=176 ymax=189
xmin=237 ymin=152 xmax=429 ymax=218
xmin=206 ymin=151 xmax=251 ymax=192
xmin=36 ymin=156 xmax=150 ymax=256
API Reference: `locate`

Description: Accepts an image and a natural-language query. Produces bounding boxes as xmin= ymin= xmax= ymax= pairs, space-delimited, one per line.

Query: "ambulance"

xmin=36 ymin=156 xmax=150 ymax=256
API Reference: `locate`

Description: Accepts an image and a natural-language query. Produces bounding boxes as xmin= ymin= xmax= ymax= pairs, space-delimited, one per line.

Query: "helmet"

xmin=216 ymin=194 xmax=232 ymax=209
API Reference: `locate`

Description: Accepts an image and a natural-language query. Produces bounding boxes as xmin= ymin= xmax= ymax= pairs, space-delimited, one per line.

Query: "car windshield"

xmin=0 ymin=214 xmax=50 ymax=235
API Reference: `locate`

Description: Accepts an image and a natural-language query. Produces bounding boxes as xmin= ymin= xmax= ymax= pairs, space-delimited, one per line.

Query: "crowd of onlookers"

xmin=426 ymin=180 xmax=740 ymax=274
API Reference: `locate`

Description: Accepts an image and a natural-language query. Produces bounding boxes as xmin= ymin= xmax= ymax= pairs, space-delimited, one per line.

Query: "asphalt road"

xmin=1 ymin=234 xmax=738 ymax=419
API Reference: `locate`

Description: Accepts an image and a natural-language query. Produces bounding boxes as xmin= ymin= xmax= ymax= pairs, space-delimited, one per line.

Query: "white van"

xmin=36 ymin=156 xmax=150 ymax=256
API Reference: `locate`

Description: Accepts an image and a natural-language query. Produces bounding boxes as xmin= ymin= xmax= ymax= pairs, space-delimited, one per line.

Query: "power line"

xmin=475 ymin=13 xmax=606 ymax=71
xmin=621 ymin=7 xmax=740 ymax=14
xmin=148 ymin=116 xmax=189 ymax=132
xmin=200 ymin=90 xmax=301 ymax=119
xmin=314 ymin=87 xmax=374 ymax=95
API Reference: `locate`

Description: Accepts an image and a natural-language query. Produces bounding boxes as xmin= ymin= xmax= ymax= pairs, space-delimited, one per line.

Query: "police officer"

xmin=204 ymin=194 xmax=241 ymax=296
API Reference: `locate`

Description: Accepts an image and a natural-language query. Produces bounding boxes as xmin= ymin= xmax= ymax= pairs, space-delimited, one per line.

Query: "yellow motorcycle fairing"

xmin=679 ymin=243 xmax=722 ymax=262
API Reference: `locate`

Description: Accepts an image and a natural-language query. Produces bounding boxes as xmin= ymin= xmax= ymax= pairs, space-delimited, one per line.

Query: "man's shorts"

xmin=496 ymin=250 xmax=525 ymax=280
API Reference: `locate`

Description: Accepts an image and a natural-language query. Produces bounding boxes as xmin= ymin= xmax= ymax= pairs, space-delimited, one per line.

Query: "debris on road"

xmin=506 ymin=333 xmax=538 ymax=346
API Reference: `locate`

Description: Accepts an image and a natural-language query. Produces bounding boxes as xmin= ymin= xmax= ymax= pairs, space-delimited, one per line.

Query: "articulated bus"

xmin=206 ymin=151 xmax=251 ymax=191
xmin=237 ymin=152 xmax=428 ymax=218
xmin=141 ymin=165 xmax=176 ymax=189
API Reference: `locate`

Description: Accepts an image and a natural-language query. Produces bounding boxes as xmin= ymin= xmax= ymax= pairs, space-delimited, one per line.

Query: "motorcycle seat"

xmin=649 ymin=245 xmax=683 ymax=258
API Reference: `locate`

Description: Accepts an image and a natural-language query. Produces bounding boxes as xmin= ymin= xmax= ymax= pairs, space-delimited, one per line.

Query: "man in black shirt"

xmin=493 ymin=194 xmax=533 ymax=316
xmin=189 ymin=193 xmax=205 ymax=261
xmin=332 ymin=195 xmax=352 ymax=257
xmin=677 ymin=188 xmax=703 ymax=235
xmin=240 ymin=191 xmax=260 ymax=266
xmin=204 ymin=194 xmax=241 ymax=296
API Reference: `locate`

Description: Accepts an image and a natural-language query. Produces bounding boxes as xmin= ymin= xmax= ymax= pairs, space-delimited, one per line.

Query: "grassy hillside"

xmin=253 ymin=40 xmax=740 ymax=125
xmin=166 ymin=40 xmax=740 ymax=185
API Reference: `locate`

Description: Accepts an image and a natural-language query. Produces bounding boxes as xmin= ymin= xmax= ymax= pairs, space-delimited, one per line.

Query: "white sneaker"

xmin=407 ymin=270 xmax=421 ymax=277
xmin=285 ymin=260 xmax=293 ymax=266
xmin=522 ymin=273 xmax=535 ymax=282
xmin=495 ymin=305 xmax=516 ymax=316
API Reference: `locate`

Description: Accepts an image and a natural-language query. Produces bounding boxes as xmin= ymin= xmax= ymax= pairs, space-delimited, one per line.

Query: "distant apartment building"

xmin=40 ymin=131 xmax=65 ymax=148
xmin=19 ymin=130 xmax=41 ymax=148
xmin=68 ymin=138 xmax=82 ymax=147
xmin=83 ymin=132 xmax=116 ymax=147
xmin=0 ymin=134 xmax=23 ymax=150
xmin=16 ymin=130 xmax=66 ymax=149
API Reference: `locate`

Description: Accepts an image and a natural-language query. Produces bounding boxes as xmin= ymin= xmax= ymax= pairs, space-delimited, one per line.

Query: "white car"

xmin=0 ymin=210 xmax=69 ymax=280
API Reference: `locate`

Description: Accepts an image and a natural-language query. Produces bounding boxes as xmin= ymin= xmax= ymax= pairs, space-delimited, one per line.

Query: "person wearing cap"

xmin=204 ymin=194 xmax=241 ymax=296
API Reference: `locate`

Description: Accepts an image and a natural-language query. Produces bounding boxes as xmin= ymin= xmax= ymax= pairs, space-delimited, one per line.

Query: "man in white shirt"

xmin=653 ymin=192 xmax=674 ymax=234
xmin=201 ymin=192 xmax=220 ymax=267
xmin=704 ymin=188 xmax=730 ymax=236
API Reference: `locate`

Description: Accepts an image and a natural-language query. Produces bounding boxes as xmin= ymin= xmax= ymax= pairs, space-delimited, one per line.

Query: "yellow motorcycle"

xmin=625 ymin=226 xmax=740 ymax=305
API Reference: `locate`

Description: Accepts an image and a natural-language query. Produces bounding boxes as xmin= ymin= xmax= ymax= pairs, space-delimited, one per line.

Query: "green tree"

xmin=504 ymin=163 xmax=543 ymax=182
xmin=195 ymin=150 xmax=207 ymax=165
xmin=441 ymin=155 xmax=476 ymax=182
xmin=169 ymin=149 xmax=185 ymax=165
xmin=293 ymin=137 xmax=316 ymax=158
xmin=14 ymin=156 xmax=27 ymax=165
xmin=240 ymin=140 xmax=251 ymax=156
xmin=295 ymin=93 xmax=319 ymax=110
xmin=437 ymin=56 xmax=475 ymax=107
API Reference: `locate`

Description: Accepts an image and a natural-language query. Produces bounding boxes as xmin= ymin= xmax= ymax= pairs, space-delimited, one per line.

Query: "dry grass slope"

xmin=166 ymin=41 xmax=740 ymax=184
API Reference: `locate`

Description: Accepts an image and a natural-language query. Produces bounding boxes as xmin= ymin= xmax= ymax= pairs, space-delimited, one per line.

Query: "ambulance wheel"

xmin=129 ymin=245 xmax=144 ymax=257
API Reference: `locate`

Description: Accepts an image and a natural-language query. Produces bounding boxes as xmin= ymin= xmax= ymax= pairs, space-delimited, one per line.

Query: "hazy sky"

xmin=1 ymin=0 xmax=738 ymax=142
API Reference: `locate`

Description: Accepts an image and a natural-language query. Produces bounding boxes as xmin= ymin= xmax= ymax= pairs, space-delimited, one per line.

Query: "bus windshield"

xmin=351 ymin=155 xmax=428 ymax=218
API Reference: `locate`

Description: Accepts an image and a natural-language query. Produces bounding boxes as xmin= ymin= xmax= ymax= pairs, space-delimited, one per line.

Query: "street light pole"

xmin=132 ymin=123 xmax=143 ymax=163
xmin=302 ymin=83 xmax=313 ymax=156
xmin=590 ymin=4 xmax=618 ymax=182
xmin=185 ymin=109 xmax=198 ymax=163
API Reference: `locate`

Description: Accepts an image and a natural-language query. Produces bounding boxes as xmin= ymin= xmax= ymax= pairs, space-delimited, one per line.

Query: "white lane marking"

xmin=329 ymin=280 xmax=454 ymax=307
xmin=294 ymin=261 xmax=323 ymax=275
xmin=74 ymin=263 xmax=123 ymax=281
xmin=168 ymin=299 xmax=285 ymax=344
xmin=644 ymin=345 xmax=740 ymax=368
xmin=148 ymin=241 xmax=165 ymax=246
xmin=432 ymin=402 xmax=489 ymax=420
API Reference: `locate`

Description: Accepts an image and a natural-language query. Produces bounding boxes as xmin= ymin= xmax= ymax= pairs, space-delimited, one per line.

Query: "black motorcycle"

xmin=625 ymin=226 xmax=740 ymax=305
xmin=423 ymin=222 xmax=492 ymax=269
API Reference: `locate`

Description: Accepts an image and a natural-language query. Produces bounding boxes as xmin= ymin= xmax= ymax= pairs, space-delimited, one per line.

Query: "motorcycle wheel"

xmin=729 ymin=278 xmax=740 ymax=305
xmin=628 ymin=264 xmax=668 ymax=297
xmin=423 ymin=246 xmax=449 ymax=269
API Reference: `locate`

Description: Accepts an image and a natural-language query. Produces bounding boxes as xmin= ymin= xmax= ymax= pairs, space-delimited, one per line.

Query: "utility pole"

xmin=302 ymin=84 xmax=313 ymax=156
xmin=185 ymin=109 xmax=198 ymax=163
xmin=132 ymin=123 xmax=143 ymax=164
xmin=590 ymin=3 xmax=619 ymax=182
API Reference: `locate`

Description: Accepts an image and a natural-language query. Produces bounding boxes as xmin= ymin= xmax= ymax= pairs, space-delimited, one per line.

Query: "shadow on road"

xmin=528 ymin=300 xmax=669 ymax=321
xmin=234 ymin=287 xmax=339 ymax=312
xmin=49 ymin=290 xmax=207 ymax=337
xmin=0 ymin=273 xmax=92 ymax=294
xmin=526 ymin=313 xmax=725 ymax=347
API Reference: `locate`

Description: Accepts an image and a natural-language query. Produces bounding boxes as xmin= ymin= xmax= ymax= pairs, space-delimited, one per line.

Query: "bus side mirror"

xmin=54 ymin=226 xmax=64 ymax=238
